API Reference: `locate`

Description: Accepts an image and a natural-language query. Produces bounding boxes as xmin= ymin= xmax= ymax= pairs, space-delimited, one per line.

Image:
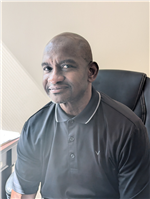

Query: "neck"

xmin=60 ymin=87 xmax=92 ymax=116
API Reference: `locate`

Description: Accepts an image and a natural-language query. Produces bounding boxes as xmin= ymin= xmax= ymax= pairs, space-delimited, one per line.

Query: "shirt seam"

xmin=101 ymin=95 xmax=141 ymax=129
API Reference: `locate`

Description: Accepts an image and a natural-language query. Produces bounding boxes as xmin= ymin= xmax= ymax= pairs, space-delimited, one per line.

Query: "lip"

xmin=48 ymin=86 xmax=69 ymax=94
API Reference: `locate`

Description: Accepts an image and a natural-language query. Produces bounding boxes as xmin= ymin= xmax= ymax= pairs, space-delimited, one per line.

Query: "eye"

xmin=62 ymin=64 xmax=72 ymax=69
xmin=63 ymin=65 xmax=68 ymax=69
xmin=43 ymin=66 xmax=52 ymax=72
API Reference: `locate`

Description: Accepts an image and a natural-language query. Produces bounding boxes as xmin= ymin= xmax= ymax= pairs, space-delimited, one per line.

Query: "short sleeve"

xmin=118 ymin=123 xmax=150 ymax=199
xmin=12 ymin=121 xmax=41 ymax=194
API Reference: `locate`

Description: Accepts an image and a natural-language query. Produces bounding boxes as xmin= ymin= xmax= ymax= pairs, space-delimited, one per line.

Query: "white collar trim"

xmin=55 ymin=91 xmax=101 ymax=124
xmin=85 ymin=91 xmax=101 ymax=124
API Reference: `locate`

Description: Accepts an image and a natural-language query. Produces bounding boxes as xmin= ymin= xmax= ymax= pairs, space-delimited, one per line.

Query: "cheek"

xmin=77 ymin=70 xmax=88 ymax=83
xmin=68 ymin=74 xmax=88 ymax=89
xmin=42 ymin=75 xmax=48 ymax=90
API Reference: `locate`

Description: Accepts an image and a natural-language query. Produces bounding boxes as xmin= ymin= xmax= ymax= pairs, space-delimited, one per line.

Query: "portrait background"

xmin=2 ymin=1 xmax=150 ymax=132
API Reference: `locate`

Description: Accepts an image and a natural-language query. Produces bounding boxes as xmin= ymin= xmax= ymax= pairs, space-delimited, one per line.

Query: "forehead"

xmin=43 ymin=37 xmax=85 ymax=62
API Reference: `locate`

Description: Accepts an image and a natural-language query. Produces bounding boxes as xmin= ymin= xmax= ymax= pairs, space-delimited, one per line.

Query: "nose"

xmin=48 ymin=68 xmax=65 ymax=84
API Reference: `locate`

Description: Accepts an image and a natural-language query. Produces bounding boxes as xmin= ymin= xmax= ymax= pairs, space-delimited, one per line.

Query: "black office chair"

xmin=92 ymin=70 xmax=150 ymax=138
xmin=5 ymin=70 xmax=150 ymax=198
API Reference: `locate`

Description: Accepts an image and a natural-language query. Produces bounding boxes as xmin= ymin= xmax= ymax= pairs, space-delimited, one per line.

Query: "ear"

xmin=88 ymin=62 xmax=99 ymax=83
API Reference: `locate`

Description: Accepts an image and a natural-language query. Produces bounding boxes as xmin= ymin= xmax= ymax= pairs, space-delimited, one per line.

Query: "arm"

xmin=12 ymin=122 xmax=41 ymax=196
xmin=11 ymin=189 xmax=36 ymax=199
xmin=118 ymin=123 xmax=150 ymax=199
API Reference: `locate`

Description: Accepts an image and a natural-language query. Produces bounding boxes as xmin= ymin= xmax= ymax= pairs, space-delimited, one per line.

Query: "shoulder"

xmin=99 ymin=92 xmax=146 ymax=131
xmin=99 ymin=93 xmax=150 ymax=164
xmin=23 ymin=101 xmax=55 ymax=130
xmin=19 ymin=101 xmax=56 ymax=145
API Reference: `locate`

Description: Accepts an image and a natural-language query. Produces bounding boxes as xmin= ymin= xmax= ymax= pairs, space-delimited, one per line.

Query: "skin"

xmin=42 ymin=32 xmax=99 ymax=116
xmin=11 ymin=190 xmax=36 ymax=199
xmin=11 ymin=32 xmax=99 ymax=198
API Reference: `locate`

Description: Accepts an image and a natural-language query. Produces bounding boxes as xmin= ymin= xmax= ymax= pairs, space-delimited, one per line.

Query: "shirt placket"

xmin=67 ymin=119 xmax=78 ymax=170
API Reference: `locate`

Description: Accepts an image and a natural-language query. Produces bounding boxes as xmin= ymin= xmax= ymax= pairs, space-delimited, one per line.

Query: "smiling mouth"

xmin=48 ymin=86 xmax=69 ymax=94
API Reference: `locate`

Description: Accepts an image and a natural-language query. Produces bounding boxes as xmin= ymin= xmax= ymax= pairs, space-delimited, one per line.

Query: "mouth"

xmin=48 ymin=86 xmax=69 ymax=94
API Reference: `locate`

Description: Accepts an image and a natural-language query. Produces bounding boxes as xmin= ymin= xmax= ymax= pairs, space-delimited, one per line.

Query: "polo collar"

xmin=55 ymin=87 xmax=101 ymax=124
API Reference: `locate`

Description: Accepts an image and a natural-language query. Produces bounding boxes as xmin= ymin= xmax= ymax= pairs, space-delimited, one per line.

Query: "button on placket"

xmin=69 ymin=136 xmax=75 ymax=142
xmin=67 ymin=119 xmax=77 ymax=169
xmin=70 ymin=153 xmax=75 ymax=159
xmin=69 ymin=119 xmax=74 ymax=124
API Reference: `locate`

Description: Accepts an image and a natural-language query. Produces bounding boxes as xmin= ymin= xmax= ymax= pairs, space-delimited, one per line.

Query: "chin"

xmin=49 ymin=95 xmax=69 ymax=104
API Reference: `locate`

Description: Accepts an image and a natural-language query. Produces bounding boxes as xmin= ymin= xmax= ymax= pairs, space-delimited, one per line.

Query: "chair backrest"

xmin=92 ymin=70 xmax=150 ymax=139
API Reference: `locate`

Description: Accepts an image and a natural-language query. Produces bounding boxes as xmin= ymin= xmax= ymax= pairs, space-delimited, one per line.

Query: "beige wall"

xmin=2 ymin=2 xmax=150 ymax=132
xmin=2 ymin=2 xmax=149 ymax=92
xmin=149 ymin=1 xmax=150 ymax=76
xmin=2 ymin=43 xmax=49 ymax=132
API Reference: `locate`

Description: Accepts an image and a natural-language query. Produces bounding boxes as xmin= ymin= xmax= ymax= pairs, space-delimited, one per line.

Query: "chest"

xmin=40 ymin=119 xmax=119 ymax=198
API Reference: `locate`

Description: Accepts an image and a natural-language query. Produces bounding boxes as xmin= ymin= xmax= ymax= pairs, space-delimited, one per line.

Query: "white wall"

xmin=2 ymin=2 xmax=150 ymax=132
xmin=2 ymin=2 xmax=149 ymax=92
xmin=2 ymin=43 xmax=49 ymax=132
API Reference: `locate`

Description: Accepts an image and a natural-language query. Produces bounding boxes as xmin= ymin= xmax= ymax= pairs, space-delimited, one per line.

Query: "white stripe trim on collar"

xmin=85 ymin=91 xmax=101 ymax=124
xmin=55 ymin=103 xmax=58 ymax=122
xmin=55 ymin=91 xmax=101 ymax=124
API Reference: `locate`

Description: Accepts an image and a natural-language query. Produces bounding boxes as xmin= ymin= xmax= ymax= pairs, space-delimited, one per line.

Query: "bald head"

xmin=45 ymin=32 xmax=93 ymax=64
xmin=42 ymin=32 xmax=99 ymax=106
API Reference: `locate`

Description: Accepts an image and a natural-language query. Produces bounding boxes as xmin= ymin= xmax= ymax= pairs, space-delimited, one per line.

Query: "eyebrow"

xmin=41 ymin=59 xmax=77 ymax=67
xmin=59 ymin=59 xmax=77 ymax=65
xmin=41 ymin=62 xmax=50 ymax=67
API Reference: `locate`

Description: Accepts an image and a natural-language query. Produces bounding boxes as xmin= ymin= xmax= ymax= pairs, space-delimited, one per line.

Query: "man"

xmin=11 ymin=32 xmax=150 ymax=199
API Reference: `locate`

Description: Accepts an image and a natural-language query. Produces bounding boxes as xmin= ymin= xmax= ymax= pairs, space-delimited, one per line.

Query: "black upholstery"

xmin=143 ymin=77 xmax=150 ymax=140
xmin=92 ymin=69 xmax=150 ymax=138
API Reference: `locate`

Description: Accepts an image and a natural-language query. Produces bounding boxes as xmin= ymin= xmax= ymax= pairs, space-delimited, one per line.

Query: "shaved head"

xmin=45 ymin=32 xmax=93 ymax=64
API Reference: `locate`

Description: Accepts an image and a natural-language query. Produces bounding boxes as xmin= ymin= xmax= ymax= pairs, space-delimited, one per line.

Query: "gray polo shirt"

xmin=13 ymin=87 xmax=150 ymax=199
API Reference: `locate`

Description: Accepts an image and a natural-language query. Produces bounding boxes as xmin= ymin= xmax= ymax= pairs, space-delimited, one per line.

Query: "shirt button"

xmin=69 ymin=136 xmax=75 ymax=142
xmin=70 ymin=153 xmax=75 ymax=159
